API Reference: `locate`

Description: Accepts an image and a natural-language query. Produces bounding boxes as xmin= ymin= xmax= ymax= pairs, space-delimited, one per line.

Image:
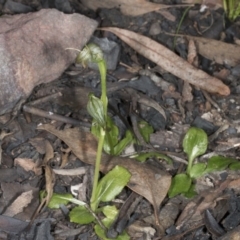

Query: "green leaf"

xmin=138 ymin=120 xmax=154 ymax=143
xmin=93 ymin=166 xmax=131 ymax=207
xmin=229 ymin=162 xmax=240 ymax=170
xmin=113 ymin=130 xmax=133 ymax=156
xmin=189 ymin=163 xmax=207 ymax=178
xmin=183 ymin=127 xmax=208 ymax=162
xmin=87 ymin=94 xmax=105 ymax=127
xmin=92 ymin=116 xmax=134 ymax=156
xmin=94 ymin=206 xmax=130 ymax=240
xmin=205 ymin=156 xmax=237 ymax=173
xmin=44 ymin=192 xmax=86 ymax=207
xmin=47 ymin=193 xmax=73 ymax=209
xmin=104 ymin=117 xmax=120 ymax=154
xmin=69 ymin=205 xmax=95 ymax=224
xmin=133 ymin=152 xmax=172 ymax=164
xmin=168 ymin=173 xmax=192 ymax=198
xmin=183 ymin=184 xmax=197 ymax=198
xmin=95 ymin=223 xmax=130 ymax=240
xmin=101 ymin=205 xmax=119 ymax=221
xmin=91 ymin=120 xmax=101 ymax=138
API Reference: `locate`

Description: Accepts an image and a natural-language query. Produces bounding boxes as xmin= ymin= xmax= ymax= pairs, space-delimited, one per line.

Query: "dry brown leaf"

xmin=187 ymin=39 xmax=198 ymax=66
xmin=81 ymin=0 xmax=186 ymax=16
xmin=45 ymin=165 xmax=55 ymax=206
xmin=29 ymin=137 xmax=54 ymax=165
xmin=202 ymin=0 xmax=223 ymax=9
xmin=14 ymin=158 xmax=42 ymax=175
xmin=183 ymin=35 xmax=240 ymax=67
xmin=182 ymin=82 xmax=193 ymax=103
xmin=60 ymin=147 xmax=71 ymax=168
xmin=102 ymin=27 xmax=230 ymax=96
xmin=33 ymin=165 xmax=55 ymax=220
xmin=176 ymin=180 xmax=230 ymax=228
xmin=179 ymin=0 xmax=222 ymax=9
xmin=43 ymin=141 xmax=54 ymax=165
xmin=37 ymin=124 xmax=171 ymax=208
xmin=29 ymin=138 xmax=48 ymax=154
xmin=4 ymin=190 xmax=33 ymax=217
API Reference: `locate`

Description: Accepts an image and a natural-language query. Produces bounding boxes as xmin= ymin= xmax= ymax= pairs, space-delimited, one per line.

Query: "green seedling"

xmin=168 ymin=127 xmax=240 ymax=198
xmin=223 ymin=0 xmax=240 ymax=21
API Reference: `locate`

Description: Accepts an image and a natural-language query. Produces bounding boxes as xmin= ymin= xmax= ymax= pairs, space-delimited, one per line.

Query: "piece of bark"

xmin=0 ymin=9 xmax=97 ymax=115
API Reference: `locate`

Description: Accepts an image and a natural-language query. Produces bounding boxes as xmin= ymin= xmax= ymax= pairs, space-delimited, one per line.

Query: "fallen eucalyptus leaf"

xmin=44 ymin=165 xmax=55 ymax=207
xmin=101 ymin=27 xmax=230 ymax=95
xmin=81 ymin=0 xmax=186 ymax=16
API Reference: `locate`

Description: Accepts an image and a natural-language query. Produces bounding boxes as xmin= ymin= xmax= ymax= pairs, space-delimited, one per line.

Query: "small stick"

xmin=28 ymin=92 xmax=63 ymax=106
xmin=23 ymin=105 xmax=91 ymax=128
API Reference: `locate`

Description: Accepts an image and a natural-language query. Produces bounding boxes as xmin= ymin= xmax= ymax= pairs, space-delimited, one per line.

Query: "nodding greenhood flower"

xmin=76 ymin=43 xmax=104 ymax=67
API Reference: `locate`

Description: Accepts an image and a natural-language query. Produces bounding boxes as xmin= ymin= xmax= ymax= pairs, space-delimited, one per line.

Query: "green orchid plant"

xmin=43 ymin=43 xmax=172 ymax=239
xmin=41 ymin=43 xmax=132 ymax=239
xmin=168 ymin=127 xmax=240 ymax=198
xmin=223 ymin=0 xmax=240 ymax=21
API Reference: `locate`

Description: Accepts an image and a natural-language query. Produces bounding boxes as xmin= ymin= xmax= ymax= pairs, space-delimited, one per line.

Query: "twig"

xmin=28 ymin=92 xmax=63 ymax=106
xmin=23 ymin=105 xmax=91 ymax=128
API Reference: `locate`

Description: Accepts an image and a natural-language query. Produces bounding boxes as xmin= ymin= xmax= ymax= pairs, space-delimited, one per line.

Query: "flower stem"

xmin=90 ymin=127 xmax=105 ymax=211
xmin=98 ymin=60 xmax=108 ymax=119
